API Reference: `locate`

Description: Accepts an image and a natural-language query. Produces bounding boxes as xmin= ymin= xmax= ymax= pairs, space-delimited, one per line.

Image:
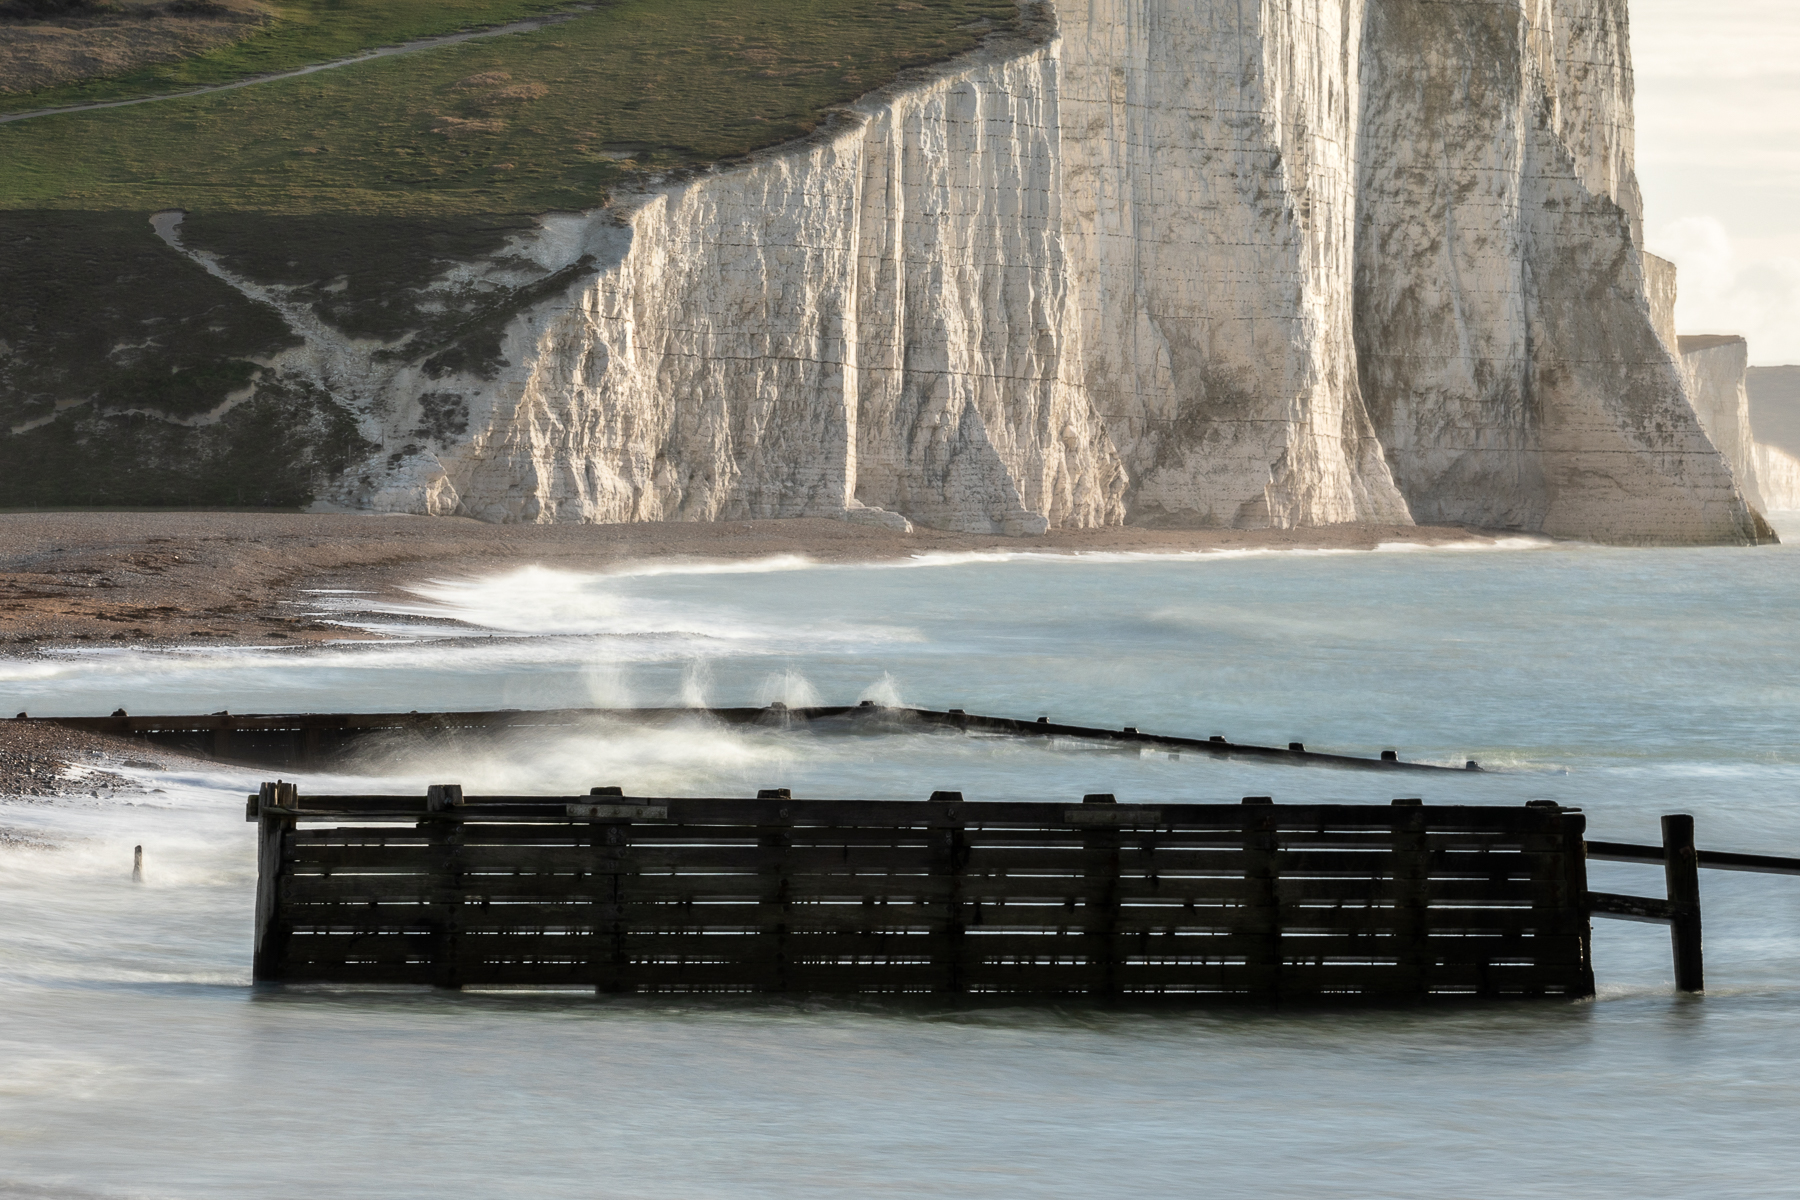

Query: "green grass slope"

xmin=0 ymin=0 xmax=577 ymax=114
xmin=3 ymin=0 xmax=1018 ymax=214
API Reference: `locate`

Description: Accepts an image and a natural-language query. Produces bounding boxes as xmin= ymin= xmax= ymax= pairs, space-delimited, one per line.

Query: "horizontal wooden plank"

xmin=274 ymin=901 xmax=1571 ymax=945
xmin=280 ymin=875 xmax=1551 ymax=913
xmin=272 ymin=954 xmax=1590 ymax=994
xmin=279 ymin=903 xmax=909 ymax=931
xmin=360 ymin=827 xmax=1492 ymax=850
xmin=286 ymin=822 xmax=1559 ymax=849
xmin=284 ymin=843 xmax=1552 ymax=882
xmin=1274 ymin=849 xmax=1544 ymax=877
xmin=275 ymin=935 xmax=1586 ymax=973
xmin=277 ymin=923 xmax=1586 ymax=964
xmin=1105 ymin=877 xmax=1540 ymax=903
xmin=915 ymin=960 xmax=1586 ymax=991
xmin=277 ymin=797 xmax=1560 ymax=831
xmin=291 ymin=845 xmax=965 ymax=874
xmin=1587 ymin=891 xmax=1676 ymax=923
xmin=1586 ymin=841 xmax=1800 ymax=877
xmin=281 ymin=871 xmax=1158 ymax=905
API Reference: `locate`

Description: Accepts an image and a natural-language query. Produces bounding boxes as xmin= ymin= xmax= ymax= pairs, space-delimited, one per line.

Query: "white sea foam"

xmin=858 ymin=672 xmax=907 ymax=707
xmin=1372 ymin=536 xmax=1555 ymax=553
xmin=678 ymin=658 xmax=714 ymax=708
xmin=753 ymin=668 xmax=823 ymax=709
xmin=349 ymin=541 xmax=1562 ymax=644
xmin=332 ymin=717 xmax=806 ymax=796
xmin=381 ymin=564 xmax=920 ymax=646
xmin=589 ymin=553 xmax=821 ymax=579
xmin=387 ymin=536 xmax=1567 ymax=595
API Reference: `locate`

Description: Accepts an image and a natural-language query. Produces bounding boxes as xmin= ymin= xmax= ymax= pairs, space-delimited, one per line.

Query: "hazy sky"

xmin=1634 ymin=0 xmax=1800 ymax=363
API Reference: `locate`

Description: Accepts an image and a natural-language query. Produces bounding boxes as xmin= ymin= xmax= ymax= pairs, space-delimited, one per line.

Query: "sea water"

xmin=5 ymin=530 xmax=1800 ymax=1198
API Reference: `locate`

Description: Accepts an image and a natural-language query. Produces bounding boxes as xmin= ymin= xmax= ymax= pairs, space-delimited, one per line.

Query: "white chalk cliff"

xmin=271 ymin=0 xmax=1766 ymax=543
xmin=1677 ymin=335 xmax=1763 ymax=514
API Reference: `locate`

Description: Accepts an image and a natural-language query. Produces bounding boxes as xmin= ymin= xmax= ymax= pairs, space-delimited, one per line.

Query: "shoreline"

xmin=0 ymin=511 xmax=1536 ymax=651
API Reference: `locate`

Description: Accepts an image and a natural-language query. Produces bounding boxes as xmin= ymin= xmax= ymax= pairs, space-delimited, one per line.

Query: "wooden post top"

xmin=245 ymin=785 xmax=1582 ymax=830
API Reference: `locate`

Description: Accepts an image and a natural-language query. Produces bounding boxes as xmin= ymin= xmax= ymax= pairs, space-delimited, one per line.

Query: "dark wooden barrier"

xmin=248 ymin=787 xmax=1593 ymax=999
xmin=28 ymin=703 xmax=1481 ymax=773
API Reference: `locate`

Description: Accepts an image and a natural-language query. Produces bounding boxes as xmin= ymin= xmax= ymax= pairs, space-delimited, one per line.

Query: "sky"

xmin=1634 ymin=0 xmax=1800 ymax=364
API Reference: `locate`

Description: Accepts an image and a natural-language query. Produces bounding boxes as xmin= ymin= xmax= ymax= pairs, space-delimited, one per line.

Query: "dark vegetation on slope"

xmin=181 ymin=210 xmax=543 ymax=340
xmin=1 ymin=210 xmax=297 ymax=428
xmin=0 ymin=0 xmax=1019 ymax=508
xmin=0 ymin=385 xmax=375 ymax=508
xmin=0 ymin=212 xmax=373 ymax=507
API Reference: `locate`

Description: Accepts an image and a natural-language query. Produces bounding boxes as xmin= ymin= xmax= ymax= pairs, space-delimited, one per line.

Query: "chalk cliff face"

xmin=353 ymin=18 xmax=1122 ymax=534
xmin=1677 ymin=335 xmax=1764 ymax=513
xmin=241 ymin=0 xmax=1762 ymax=543
xmin=1353 ymin=0 xmax=1760 ymax=543
xmin=1748 ymin=366 xmax=1800 ymax=510
xmin=1052 ymin=0 xmax=1409 ymax=528
xmin=1754 ymin=444 xmax=1800 ymax=511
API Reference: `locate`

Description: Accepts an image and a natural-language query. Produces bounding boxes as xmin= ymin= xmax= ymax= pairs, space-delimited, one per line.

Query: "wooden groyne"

xmin=250 ymin=786 xmax=1800 ymax=998
xmin=20 ymin=703 xmax=1481 ymax=773
xmin=250 ymin=787 xmax=1600 ymax=997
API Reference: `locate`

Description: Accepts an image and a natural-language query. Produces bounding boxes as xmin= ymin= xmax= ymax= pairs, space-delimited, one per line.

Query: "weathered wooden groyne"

xmin=20 ymin=703 xmax=1481 ymax=773
xmin=252 ymin=787 xmax=1602 ymax=997
xmin=249 ymin=785 xmax=1800 ymax=998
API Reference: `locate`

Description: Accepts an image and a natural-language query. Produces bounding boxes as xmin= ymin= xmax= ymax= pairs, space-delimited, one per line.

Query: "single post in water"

xmin=132 ymin=844 xmax=143 ymax=883
xmin=1662 ymin=814 xmax=1704 ymax=993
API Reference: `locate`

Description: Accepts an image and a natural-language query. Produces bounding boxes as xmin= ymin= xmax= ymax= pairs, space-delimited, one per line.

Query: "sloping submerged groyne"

xmin=29 ymin=703 xmax=1481 ymax=773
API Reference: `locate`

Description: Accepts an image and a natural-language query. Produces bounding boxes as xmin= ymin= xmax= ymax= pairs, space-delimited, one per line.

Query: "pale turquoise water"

xmin=5 ymin=532 xmax=1800 ymax=1198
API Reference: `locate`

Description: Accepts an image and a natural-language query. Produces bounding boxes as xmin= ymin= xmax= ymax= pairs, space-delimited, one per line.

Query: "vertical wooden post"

xmin=757 ymin=793 xmax=793 ymax=993
xmin=424 ymin=784 xmax=463 ymax=989
xmin=1078 ymin=794 xmax=1120 ymax=998
xmin=587 ymin=787 xmax=629 ymax=994
xmin=598 ymin=818 xmax=632 ymax=994
xmin=1387 ymin=801 xmax=1430 ymax=997
xmin=1559 ymin=809 xmax=1596 ymax=998
xmin=252 ymin=781 xmax=297 ymax=982
xmin=1522 ymin=803 xmax=1584 ymax=998
xmin=1239 ymin=797 xmax=1281 ymax=1000
xmin=1663 ymin=814 xmax=1704 ymax=993
xmin=929 ymin=791 xmax=967 ymax=994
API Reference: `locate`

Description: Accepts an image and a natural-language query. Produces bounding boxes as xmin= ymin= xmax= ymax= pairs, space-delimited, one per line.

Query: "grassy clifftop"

xmin=0 ymin=1 xmax=571 ymax=108
xmin=3 ymin=0 xmax=1020 ymax=215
